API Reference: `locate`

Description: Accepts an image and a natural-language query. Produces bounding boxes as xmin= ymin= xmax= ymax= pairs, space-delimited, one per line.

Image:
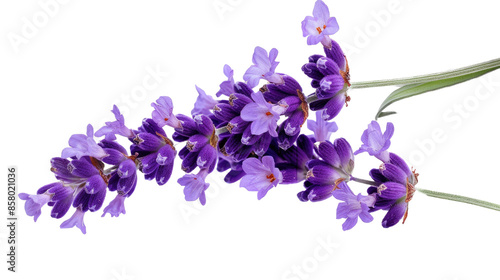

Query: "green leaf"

xmin=375 ymin=67 xmax=500 ymax=119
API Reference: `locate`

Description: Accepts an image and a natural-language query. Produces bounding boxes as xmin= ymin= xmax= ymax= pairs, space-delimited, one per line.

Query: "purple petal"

xmin=257 ymin=185 xmax=273 ymax=200
xmin=224 ymin=170 xmax=245 ymax=184
xmin=302 ymin=62 xmax=324 ymax=81
xmin=324 ymin=40 xmax=346 ymax=70
xmin=192 ymin=85 xmax=218 ymax=116
xmin=117 ymin=159 xmax=137 ymax=178
xmin=388 ymin=153 xmax=412 ymax=178
xmin=312 ymin=0 xmax=330 ymax=23
xmin=378 ymin=182 xmax=406 ymax=199
xmin=156 ymin=163 xmax=173 ymax=185
xmin=19 ymin=193 xmax=51 ymax=222
xmin=62 ymin=125 xmax=108 ymax=160
xmin=68 ymin=158 xmax=99 ymax=178
xmin=194 ymin=115 xmax=215 ymax=136
xmin=88 ymin=188 xmax=107 ymax=212
xmin=380 ymin=163 xmax=408 ymax=185
xmin=213 ymin=103 xmax=238 ymax=122
xmin=85 ymin=174 xmax=106 ymax=194
xmin=319 ymin=75 xmax=345 ymax=96
xmin=95 ymin=105 xmax=134 ymax=140
xmin=381 ymin=201 xmax=407 ymax=228
xmin=151 ymin=96 xmax=182 ymax=129
xmin=253 ymin=133 xmax=272 ymax=156
xmin=342 ymin=217 xmax=358 ymax=231
xmin=101 ymin=147 xmax=127 ymax=165
xmin=333 ymin=138 xmax=354 ymax=173
xmin=197 ymin=145 xmax=217 ymax=170
xmin=51 ymin=195 xmax=73 ymax=219
xmin=323 ymin=17 xmax=339 ymax=36
xmin=60 ymin=208 xmax=86 ymax=234
xmin=187 ymin=134 xmax=209 ymax=152
xmin=322 ymin=93 xmax=346 ymax=121
xmin=101 ymin=194 xmax=126 ymax=217
xmin=242 ymin=157 xmax=268 ymax=174
xmin=316 ymin=57 xmax=340 ymax=76
xmin=307 ymin=185 xmax=335 ymax=202
xmin=241 ymin=126 xmax=260 ymax=145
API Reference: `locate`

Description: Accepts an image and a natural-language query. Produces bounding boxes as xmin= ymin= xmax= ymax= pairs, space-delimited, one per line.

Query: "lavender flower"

xmin=151 ymin=96 xmax=182 ymax=129
xmin=268 ymin=134 xmax=316 ymax=184
xmin=298 ymin=138 xmax=354 ymax=202
xmin=332 ymin=182 xmax=375 ymax=231
xmin=18 ymin=192 xmax=51 ymax=222
xmin=307 ymin=110 xmax=338 ymax=142
xmin=19 ymin=181 xmax=75 ymax=222
xmin=216 ymin=64 xmax=235 ymax=97
xmin=240 ymin=91 xmax=286 ymax=137
xmin=173 ymin=114 xmax=218 ymax=173
xmin=95 ymin=105 xmax=134 ymax=140
xmin=260 ymin=75 xmax=308 ymax=150
xmin=60 ymin=207 xmax=86 ymax=234
xmin=178 ymin=169 xmax=210 ymax=205
xmin=100 ymin=140 xmax=138 ymax=196
xmin=101 ymin=194 xmax=127 ymax=217
xmin=240 ymin=156 xmax=283 ymax=200
xmin=301 ymin=0 xmax=339 ymax=48
xmin=303 ymin=54 xmax=350 ymax=121
xmin=367 ymin=153 xmax=418 ymax=228
xmin=192 ymin=85 xmax=218 ymax=116
xmin=61 ymin=124 xmax=108 ymax=160
xmin=354 ymin=121 xmax=394 ymax=162
xmin=243 ymin=46 xmax=284 ymax=88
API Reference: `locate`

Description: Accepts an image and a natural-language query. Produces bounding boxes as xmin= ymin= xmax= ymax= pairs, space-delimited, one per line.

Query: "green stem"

xmin=350 ymin=58 xmax=500 ymax=89
xmin=417 ymin=188 xmax=500 ymax=211
xmin=306 ymin=94 xmax=319 ymax=103
xmin=350 ymin=176 xmax=377 ymax=186
xmin=215 ymin=127 xmax=228 ymax=135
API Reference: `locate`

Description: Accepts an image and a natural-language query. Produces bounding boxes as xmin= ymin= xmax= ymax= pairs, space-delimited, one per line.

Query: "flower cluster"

xmin=20 ymin=0 xmax=420 ymax=233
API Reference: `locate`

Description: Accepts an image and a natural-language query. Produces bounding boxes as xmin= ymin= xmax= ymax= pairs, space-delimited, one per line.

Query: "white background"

xmin=1 ymin=0 xmax=500 ymax=279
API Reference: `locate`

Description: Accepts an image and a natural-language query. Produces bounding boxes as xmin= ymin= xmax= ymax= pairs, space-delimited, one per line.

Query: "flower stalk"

xmin=350 ymin=58 xmax=500 ymax=89
xmin=417 ymin=188 xmax=500 ymax=212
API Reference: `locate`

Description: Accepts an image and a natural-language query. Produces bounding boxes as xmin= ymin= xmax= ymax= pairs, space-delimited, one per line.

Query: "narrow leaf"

xmin=375 ymin=67 xmax=500 ymax=119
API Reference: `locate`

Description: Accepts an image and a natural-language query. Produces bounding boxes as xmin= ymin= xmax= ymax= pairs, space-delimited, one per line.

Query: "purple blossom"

xmin=240 ymin=156 xmax=283 ymax=200
xmin=307 ymin=110 xmax=338 ymax=142
xmin=332 ymin=182 xmax=375 ymax=231
xmin=19 ymin=182 xmax=75 ymax=222
xmin=151 ymin=96 xmax=182 ymax=129
xmin=367 ymin=153 xmax=418 ymax=228
xmin=354 ymin=121 xmax=394 ymax=162
xmin=18 ymin=192 xmax=51 ymax=222
xmin=99 ymin=140 xmax=138 ymax=195
xmin=192 ymin=85 xmax=218 ymax=116
xmin=298 ymin=138 xmax=354 ymax=202
xmin=302 ymin=54 xmax=350 ymax=121
xmin=60 ymin=207 xmax=86 ymax=234
xmin=101 ymin=194 xmax=127 ymax=217
xmin=132 ymin=119 xmax=177 ymax=185
xmin=216 ymin=64 xmax=235 ymax=97
xmin=268 ymin=134 xmax=316 ymax=184
xmin=243 ymin=46 xmax=284 ymax=88
xmin=95 ymin=105 xmax=134 ymax=141
xmin=178 ymin=169 xmax=210 ymax=205
xmin=173 ymin=114 xmax=218 ymax=173
xmin=301 ymin=0 xmax=339 ymax=48
xmin=61 ymin=124 xmax=108 ymax=160
xmin=240 ymin=91 xmax=286 ymax=137
xmin=260 ymin=75 xmax=308 ymax=150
